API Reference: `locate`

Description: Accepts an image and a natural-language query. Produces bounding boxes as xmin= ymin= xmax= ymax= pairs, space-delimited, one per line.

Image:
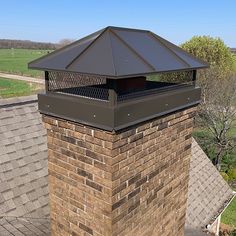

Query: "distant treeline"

xmin=231 ymin=48 xmax=236 ymax=55
xmin=0 ymin=39 xmax=57 ymax=50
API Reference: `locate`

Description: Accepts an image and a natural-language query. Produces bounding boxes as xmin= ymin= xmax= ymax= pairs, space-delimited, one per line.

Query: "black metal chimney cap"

xmin=28 ymin=26 xmax=208 ymax=78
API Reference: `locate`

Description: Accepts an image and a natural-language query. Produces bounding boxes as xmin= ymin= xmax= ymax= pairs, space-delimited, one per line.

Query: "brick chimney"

xmin=42 ymin=106 xmax=196 ymax=236
xmin=29 ymin=26 xmax=208 ymax=235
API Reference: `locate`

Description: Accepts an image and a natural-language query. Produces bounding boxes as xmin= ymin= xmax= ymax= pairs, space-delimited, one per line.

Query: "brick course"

xmin=43 ymin=106 xmax=197 ymax=236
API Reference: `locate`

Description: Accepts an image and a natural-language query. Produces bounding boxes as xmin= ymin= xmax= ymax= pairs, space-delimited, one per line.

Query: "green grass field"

xmin=0 ymin=77 xmax=44 ymax=98
xmin=0 ymin=49 xmax=51 ymax=77
xmin=222 ymin=196 xmax=236 ymax=228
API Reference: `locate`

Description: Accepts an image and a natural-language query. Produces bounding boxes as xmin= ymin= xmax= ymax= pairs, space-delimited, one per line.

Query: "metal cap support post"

xmin=192 ymin=70 xmax=197 ymax=87
xmin=107 ymin=79 xmax=117 ymax=107
xmin=45 ymin=71 xmax=49 ymax=93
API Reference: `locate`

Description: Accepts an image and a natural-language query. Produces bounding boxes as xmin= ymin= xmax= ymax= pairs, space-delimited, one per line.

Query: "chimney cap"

xmin=28 ymin=26 xmax=208 ymax=78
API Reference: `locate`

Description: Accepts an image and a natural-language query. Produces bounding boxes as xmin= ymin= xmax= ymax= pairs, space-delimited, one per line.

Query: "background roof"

xmin=29 ymin=26 xmax=208 ymax=78
xmin=185 ymin=139 xmax=234 ymax=229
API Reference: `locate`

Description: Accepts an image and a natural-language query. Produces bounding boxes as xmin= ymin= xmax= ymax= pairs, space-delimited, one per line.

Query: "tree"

xmin=161 ymin=36 xmax=236 ymax=170
xmin=159 ymin=36 xmax=235 ymax=84
xmin=198 ymin=74 xmax=236 ymax=170
xmin=181 ymin=36 xmax=235 ymax=82
xmin=58 ymin=39 xmax=75 ymax=48
xmin=181 ymin=36 xmax=236 ymax=170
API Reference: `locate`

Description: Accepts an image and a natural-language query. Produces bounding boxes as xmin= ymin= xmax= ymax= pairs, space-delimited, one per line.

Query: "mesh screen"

xmin=117 ymin=81 xmax=189 ymax=101
xmin=147 ymin=70 xmax=194 ymax=84
xmin=48 ymin=71 xmax=109 ymax=101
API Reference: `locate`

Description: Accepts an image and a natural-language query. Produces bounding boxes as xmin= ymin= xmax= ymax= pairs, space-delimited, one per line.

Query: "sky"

xmin=0 ymin=0 xmax=236 ymax=47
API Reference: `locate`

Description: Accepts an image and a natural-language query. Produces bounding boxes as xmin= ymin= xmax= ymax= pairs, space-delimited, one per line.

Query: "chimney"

xmin=29 ymin=26 xmax=208 ymax=236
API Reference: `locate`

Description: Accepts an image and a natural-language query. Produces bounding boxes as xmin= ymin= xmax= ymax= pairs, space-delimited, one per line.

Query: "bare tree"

xmin=58 ymin=39 xmax=75 ymax=48
xmin=198 ymin=73 xmax=236 ymax=170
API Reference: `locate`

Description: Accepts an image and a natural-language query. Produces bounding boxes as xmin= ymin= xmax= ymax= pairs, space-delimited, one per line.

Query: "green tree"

xmin=181 ymin=36 xmax=234 ymax=82
xmin=159 ymin=36 xmax=235 ymax=84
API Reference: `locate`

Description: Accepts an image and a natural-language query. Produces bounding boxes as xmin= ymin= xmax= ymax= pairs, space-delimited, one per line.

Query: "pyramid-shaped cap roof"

xmin=29 ymin=26 xmax=208 ymax=78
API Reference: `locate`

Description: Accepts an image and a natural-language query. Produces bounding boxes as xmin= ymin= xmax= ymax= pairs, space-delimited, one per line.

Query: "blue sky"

xmin=0 ymin=0 xmax=235 ymax=46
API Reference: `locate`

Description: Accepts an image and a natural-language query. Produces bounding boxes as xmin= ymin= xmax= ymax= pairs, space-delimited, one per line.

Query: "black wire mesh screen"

xmin=147 ymin=70 xmax=194 ymax=84
xmin=117 ymin=81 xmax=190 ymax=101
xmin=118 ymin=71 xmax=194 ymax=102
xmin=48 ymin=71 xmax=109 ymax=101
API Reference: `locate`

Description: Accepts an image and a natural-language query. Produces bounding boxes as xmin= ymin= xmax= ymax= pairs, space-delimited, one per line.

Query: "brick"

xmin=94 ymin=160 xmax=110 ymax=172
xmin=164 ymin=187 xmax=173 ymax=197
xmin=86 ymin=149 xmax=104 ymax=162
xmin=61 ymin=135 xmax=77 ymax=145
xmin=128 ymin=187 xmax=140 ymax=200
xmin=128 ymin=173 xmax=141 ymax=186
xmin=112 ymin=197 xmax=127 ymax=211
xmin=147 ymin=193 xmax=157 ymax=205
xmin=158 ymin=122 xmax=168 ymax=131
xmin=184 ymin=144 xmax=192 ymax=151
xmin=112 ymin=182 xmax=127 ymax=196
xmin=148 ymin=168 xmax=160 ymax=180
xmin=94 ymin=130 xmax=112 ymax=141
xmin=128 ymin=199 xmax=140 ymax=213
xmin=85 ymin=134 xmax=103 ymax=146
xmin=120 ymin=129 xmax=136 ymax=139
xmin=129 ymin=133 xmax=143 ymax=143
xmin=74 ymin=153 xmax=93 ymax=165
xmin=79 ymin=223 xmax=93 ymax=235
xmin=86 ymin=179 xmax=103 ymax=192
xmin=77 ymin=168 xmax=93 ymax=180
xmin=135 ymin=176 xmax=148 ymax=188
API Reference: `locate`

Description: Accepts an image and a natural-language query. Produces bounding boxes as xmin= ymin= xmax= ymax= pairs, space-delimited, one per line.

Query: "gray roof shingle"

xmin=0 ymin=217 xmax=50 ymax=236
xmin=0 ymin=96 xmax=49 ymax=235
xmin=185 ymin=139 xmax=234 ymax=230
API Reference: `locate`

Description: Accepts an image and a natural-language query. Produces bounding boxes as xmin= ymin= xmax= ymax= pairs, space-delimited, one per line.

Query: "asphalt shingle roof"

xmin=0 ymin=95 xmax=234 ymax=235
xmin=0 ymin=96 xmax=50 ymax=235
xmin=185 ymin=139 xmax=234 ymax=230
xmin=0 ymin=217 xmax=50 ymax=236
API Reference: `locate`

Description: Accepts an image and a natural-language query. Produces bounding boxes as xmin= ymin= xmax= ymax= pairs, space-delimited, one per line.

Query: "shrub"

xmin=230 ymin=230 xmax=236 ymax=236
xmin=227 ymin=168 xmax=236 ymax=180
xmin=220 ymin=172 xmax=229 ymax=182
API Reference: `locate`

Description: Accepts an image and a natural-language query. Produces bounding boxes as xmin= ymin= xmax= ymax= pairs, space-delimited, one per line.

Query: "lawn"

xmin=222 ymin=196 xmax=236 ymax=228
xmin=0 ymin=49 xmax=52 ymax=77
xmin=0 ymin=77 xmax=44 ymax=98
xmin=193 ymin=127 xmax=236 ymax=172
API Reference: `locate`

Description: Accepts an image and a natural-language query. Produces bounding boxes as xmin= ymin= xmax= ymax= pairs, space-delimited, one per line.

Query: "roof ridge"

xmin=107 ymin=30 xmax=117 ymax=76
xmin=149 ymin=32 xmax=191 ymax=68
xmin=66 ymin=27 xmax=108 ymax=69
xmin=110 ymin=28 xmax=156 ymax=71
xmin=28 ymin=27 xmax=106 ymax=69
xmin=107 ymin=26 xmax=150 ymax=33
xmin=0 ymin=95 xmax=38 ymax=108
xmin=152 ymin=33 xmax=209 ymax=67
